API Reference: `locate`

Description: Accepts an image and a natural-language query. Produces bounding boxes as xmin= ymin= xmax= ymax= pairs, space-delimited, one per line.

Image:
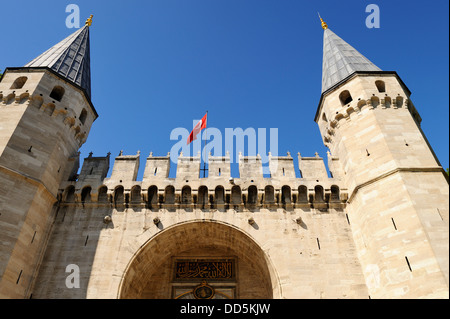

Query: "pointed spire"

xmin=321 ymin=27 xmax=381 ymax=93
xmin=24 ymin=22 xmax=92 ymax=98
xmin=318 ymin=13 xmax=328 ymax=30
xmin=85 ymin=15 xmax=93 ymax=27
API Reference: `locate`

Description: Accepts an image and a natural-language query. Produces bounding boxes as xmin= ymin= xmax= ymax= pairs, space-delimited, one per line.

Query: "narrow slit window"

xmin=391 ymin=218 xmax=397 ymax=230
xmin=16 ymin=270 xmax=23 ymax=284
xmin=405 ymin=256 xmax=412 ymax=272
xmin=31 ymin=231 xmax=36 ymax=244
xmin=79 ymin=109 xmax=87 ymax=125
xmin=437 ymin=208 xmax=444 ymax=221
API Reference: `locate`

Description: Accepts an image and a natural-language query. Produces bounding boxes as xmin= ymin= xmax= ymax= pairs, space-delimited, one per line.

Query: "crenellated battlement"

xmin=0 ymin=91 xmax=90 ymax=148
xmin=319 ymin=93 xmax=417 ymax=148
xmin=316 ymin=74 xmax=422 ymax=149
xmin=59 ymin=150 xmax=348 ymax=210
xmin=0 ymin=69 xmax=97 ymax=148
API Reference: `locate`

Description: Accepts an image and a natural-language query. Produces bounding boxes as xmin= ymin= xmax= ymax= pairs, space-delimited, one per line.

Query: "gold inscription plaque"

xmin=174 ymin=259 xmax=235 ymax=281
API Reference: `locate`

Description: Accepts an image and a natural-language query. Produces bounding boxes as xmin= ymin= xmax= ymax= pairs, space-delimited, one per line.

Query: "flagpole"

xmin=202 ymin=111 xmax=208 ymax=178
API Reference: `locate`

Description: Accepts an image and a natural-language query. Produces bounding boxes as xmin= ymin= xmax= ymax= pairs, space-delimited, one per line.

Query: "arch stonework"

xmin=117 ymin=220 xmax=281 ymax=299
xmin=32 ymin=201 xmax=370 ymax=299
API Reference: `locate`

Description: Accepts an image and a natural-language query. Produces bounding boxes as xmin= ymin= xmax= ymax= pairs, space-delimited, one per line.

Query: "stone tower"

xmin=0 ymin=22 xmax=97 ymax=298
xmin=315 ymin=19 xmax=449 ymax=298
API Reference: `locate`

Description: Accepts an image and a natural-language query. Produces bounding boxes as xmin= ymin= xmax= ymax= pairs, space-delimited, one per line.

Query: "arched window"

xmin=148 ymin=186 xmax=158 ymax=206
xmin=50 ymin=86 xmax=65 ymax=102
xmin=79 ymin=109 xmax=88 ymax=125
xmin=298 ymin=186 xmax=308 ymax=202
xmin=131 ymin=186 xmax=141 ymax=203
xmin=10 ymin=76 xmax=27 ymax=89
xmin=114 ymin=186 xmax=125 ymax=206
xmin=282 ymin=186 xmax=291 ymax=204
xmin=314 ymin=185 xmax=324 ymax=202
xmin=198 ymin=186 xmax=208 ymax=208
xmin=231 ymin=186 xmax=241 ymax=205
xmin=339 ymin=90 xmax=353 ymax=105
xmin=182 ymin=186 xmax=192 ymax=204
xmin=375 ymin=80 xmax=386 ymax=93
xmin=215 ymin=186 xmax=225 ymax=204
xmin=322 ymin=113 xmax=328 ymax=122
xmin=165 ymin=186 xmax=175 ymax=204
xmin=81 ymin=186 xmax=91 ymax=202
xmin=248 ymin=185 xmax=257 ymax=205
xmin=65 ymin=186 xmax=75 ymax=202
xmin=98 ymin=186 xmax=108 ymax=202
xmin=264 ymin=186 xmax=275 ymax=204
xmin=331 ymin=185 xmax=340 ymax=202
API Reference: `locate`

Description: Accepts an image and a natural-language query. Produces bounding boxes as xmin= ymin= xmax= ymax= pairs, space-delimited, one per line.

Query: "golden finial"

xmin=85 ymin=15 xmax=93 ymax=27
xmin=318 ymin=12 xmax=328 ymax=30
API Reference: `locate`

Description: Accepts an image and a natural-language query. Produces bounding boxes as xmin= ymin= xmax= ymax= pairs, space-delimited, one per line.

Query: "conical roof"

xmin=25 ymin=25 xmax=91 ymax=98
xmin=322 ymin=28 xmax=381 ymax=93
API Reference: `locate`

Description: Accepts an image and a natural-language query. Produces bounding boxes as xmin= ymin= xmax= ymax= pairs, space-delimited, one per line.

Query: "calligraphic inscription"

xmin=174 ymin=259 xmax=235 ymax=281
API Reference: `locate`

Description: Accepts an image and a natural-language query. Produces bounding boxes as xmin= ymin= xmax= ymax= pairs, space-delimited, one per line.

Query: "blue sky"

xmin=1 ymin=0 xmax=448 ymax=178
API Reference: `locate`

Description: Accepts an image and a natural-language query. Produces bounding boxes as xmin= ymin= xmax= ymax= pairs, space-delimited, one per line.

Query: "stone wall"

xmin=30 ymin=152 xmax=369 ymax=299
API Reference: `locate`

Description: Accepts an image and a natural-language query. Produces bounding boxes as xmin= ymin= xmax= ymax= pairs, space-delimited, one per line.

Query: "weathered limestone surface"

xmin=26 ymin=147 xmax=369 ymax=299
xmin=316 ymin=73 xmax=449 ymax=298
xmin=0 ymin=69 xmax=96 ymax=298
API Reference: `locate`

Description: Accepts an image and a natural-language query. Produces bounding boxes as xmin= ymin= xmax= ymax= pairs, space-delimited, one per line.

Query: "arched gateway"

xmin=118 ymin=221 xmax=279 ymax=299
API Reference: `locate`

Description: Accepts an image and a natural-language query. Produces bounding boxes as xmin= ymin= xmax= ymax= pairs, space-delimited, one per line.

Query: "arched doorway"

xmin=118 ymin=221 xmax=276 ymax=299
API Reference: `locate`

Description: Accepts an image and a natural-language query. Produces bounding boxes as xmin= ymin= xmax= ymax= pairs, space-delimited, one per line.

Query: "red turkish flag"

xmin=187 ymin=113 xmax=207 ymax=145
